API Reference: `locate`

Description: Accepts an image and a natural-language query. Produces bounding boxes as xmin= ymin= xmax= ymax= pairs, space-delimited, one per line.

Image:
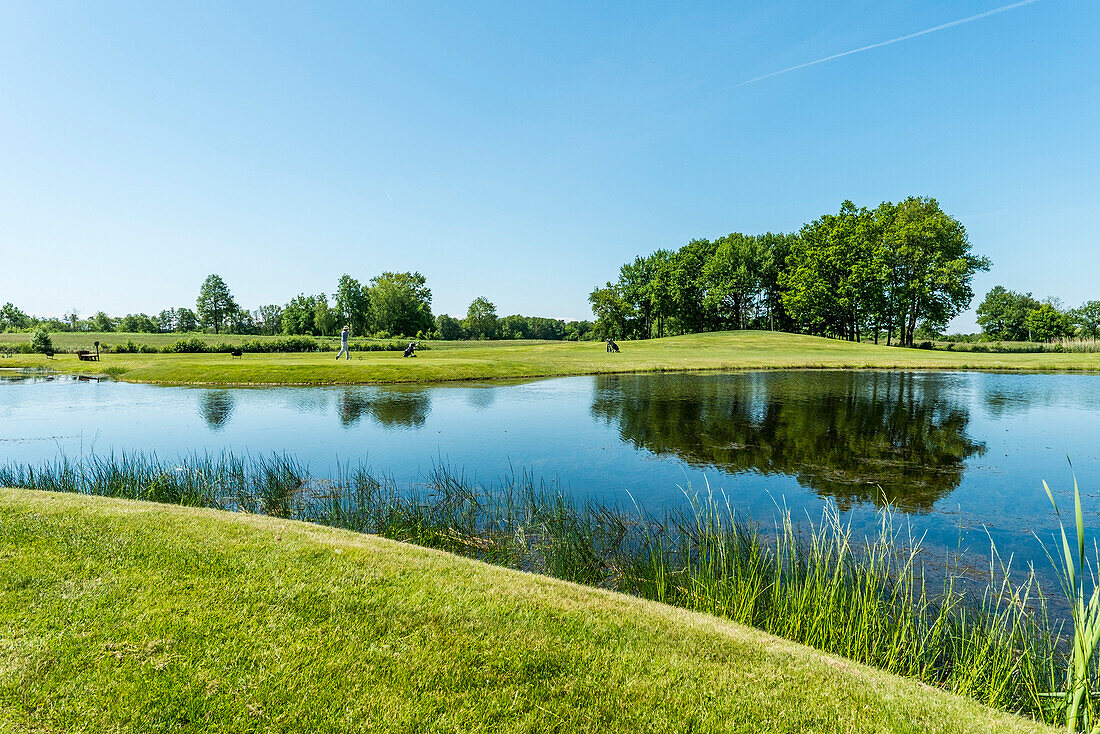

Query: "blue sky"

xmin=1 ymin=1 xmax=1096 ymax=329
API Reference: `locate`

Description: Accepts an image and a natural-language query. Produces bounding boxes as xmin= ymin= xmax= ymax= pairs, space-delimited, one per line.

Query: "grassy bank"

xmin=3 ymin=331 xmax=1099 ymax=385
xmin=0 ymin=487 xmax=1056 ymax=733
xmin=0 ymin=453 xmax=1073 ymax=726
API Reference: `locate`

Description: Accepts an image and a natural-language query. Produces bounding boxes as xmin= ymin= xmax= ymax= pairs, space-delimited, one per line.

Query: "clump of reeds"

xmin=0 ymin=452 xmax=1084 ymax=726
xmin=1038 ymin=476 xmax=1100 ymax=730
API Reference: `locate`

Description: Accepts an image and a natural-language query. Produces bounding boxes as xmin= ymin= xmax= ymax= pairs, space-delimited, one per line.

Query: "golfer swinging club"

xmin=336 ymin=324 xmax=351 ymax=360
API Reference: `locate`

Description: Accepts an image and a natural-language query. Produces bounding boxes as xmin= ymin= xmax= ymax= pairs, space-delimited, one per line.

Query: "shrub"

xmin=31 ymin=329 xmax=54 ymax=354
xmin=110 ymin=339 xmax=142 ymax=354
xmin=164 ymin=338 xmax=209 ymax=354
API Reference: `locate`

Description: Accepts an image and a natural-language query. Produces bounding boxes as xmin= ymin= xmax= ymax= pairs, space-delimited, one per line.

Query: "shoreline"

xmin=2 ymin=331 xmax=1098 ymax=387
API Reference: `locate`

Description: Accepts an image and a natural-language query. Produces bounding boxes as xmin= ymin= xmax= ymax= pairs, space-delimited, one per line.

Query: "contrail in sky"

xmin=723 ymin=0 xmax=1043 ymax=90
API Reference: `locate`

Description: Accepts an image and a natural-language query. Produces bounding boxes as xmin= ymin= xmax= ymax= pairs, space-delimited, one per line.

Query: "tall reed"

xmin=1039 ymin=477 xmax=1100 ymax=731
xmin=0 ymin=452 xmax=1074 ymax=725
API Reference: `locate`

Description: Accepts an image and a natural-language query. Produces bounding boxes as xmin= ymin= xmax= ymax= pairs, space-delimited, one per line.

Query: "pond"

xmin=3 ymin=369 xmax=1099 ymax=568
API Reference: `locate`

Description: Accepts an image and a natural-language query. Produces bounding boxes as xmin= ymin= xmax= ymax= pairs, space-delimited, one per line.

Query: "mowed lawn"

xmin=0 ymin=488 xmax=1055 ymax=734
xmin=4 ymin=331 xmax=1099 ymax=385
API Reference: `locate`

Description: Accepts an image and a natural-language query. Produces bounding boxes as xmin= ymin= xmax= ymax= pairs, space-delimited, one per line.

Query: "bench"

xmin=76 ymin=342 xmax=101 ymax=361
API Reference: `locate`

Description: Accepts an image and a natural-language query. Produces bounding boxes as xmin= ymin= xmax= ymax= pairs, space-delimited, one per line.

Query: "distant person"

xmin=336 ymin=325 xmax=351 ymax=360
xmin=403 ymin=340 xmax=418 ymax=358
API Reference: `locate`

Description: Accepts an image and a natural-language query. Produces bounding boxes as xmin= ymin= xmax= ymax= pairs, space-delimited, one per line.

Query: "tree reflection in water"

xmin=198 ymin=390 xmax=236 ymax=430
xmin=591 ymin=371 xmax=986 ymax=512
xmin=337 ymin=388 xmax=432 ymax=428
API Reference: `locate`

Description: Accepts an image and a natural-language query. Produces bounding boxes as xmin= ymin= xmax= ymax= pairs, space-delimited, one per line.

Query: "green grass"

xmin=0 ymin=487 xmax=1057 ymax=733
xmin=3 ymin=331 xmax=1099 ymax=385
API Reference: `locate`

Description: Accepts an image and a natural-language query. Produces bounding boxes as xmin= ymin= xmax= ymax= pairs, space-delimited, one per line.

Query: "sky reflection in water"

xmin=2 ymin=370 xmax=1099 ymax=568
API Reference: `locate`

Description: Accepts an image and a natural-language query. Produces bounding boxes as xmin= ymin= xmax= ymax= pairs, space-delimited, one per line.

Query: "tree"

xmin=704 ymin=234 xmax=767 ymax=330
xmin=669 ymin=239 xmax=719 ymax=335
xmin=313 ymin=297 xmax=336 ymax=336
xmin=1071 ymin=301 xmax=1100 ymax=339
xmin=229 ymin=307 xmax=257 ymax=335
xmin=281 ymin=294 xmax=320 ymax=335
xmin=91 ymin=311 xmax=116 ymax=332
xmin=588 ymin=282 xmax=629 ymax=339
xmin=196 ymin=274 xmax=238 ymax=334
xmin=1025 ymin=303 xmax=1075 ymax=341
xmin=464 ymin=297 xmax=500 ymax=339
xmin=877 ymin=197 xmax=989 ymax=346
xmin=254 ymin=305 xmax=283 ymax=336
xmin=31 ymin=328 xmax=53 ymax=354
xmin=500 ymin=314 xmax=530 ymax=340
xmin=367 ymin=272 xmax=433 ymax=337
xmin=647 ymin=250 xmax=676 ymax=337
xmin=118 ymin=313 xmax=158 ymax=333
xmin=976 ymin=287 xmax=1040 ymax=341
xmin=335 ymin=275 xmax=370 ymax=335
xmin=435 ymin=314 xmax=466 ymax=340
xmin=175 ymin=308 xmax=199 ymax=332
xmin=757 ymin=233 xmax=797 ymax=332
xmin=562 ymin=320 xmax=593 ymax=341
xmin=156 ymin=309 xmax=177 ymax=333
xmin=528 ymin=316 xmax=566 ymax=340
xmin=0 ymin=303 xmax=30 ymax=332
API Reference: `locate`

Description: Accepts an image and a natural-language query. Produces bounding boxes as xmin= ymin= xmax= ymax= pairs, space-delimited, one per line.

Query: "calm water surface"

xmin=3 ymin=369 xmax=1099 ymax=567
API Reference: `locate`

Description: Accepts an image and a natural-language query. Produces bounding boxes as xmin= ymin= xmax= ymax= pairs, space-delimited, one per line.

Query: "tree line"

xmin=974 ymin=287 xmax=1100 ymax=342
xmin=588 ymin=196 xmax=990 ymax=346
xmin=0 ymin=272 xmax=594 ymax=341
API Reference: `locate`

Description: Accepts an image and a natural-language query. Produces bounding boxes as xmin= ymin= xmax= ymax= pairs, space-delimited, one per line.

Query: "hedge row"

xmin=1 ymin=337 xmax=429 ymax=355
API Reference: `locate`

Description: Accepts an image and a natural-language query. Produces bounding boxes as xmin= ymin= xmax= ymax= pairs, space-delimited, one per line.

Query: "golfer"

xmin=336 ymin=325 xmax=351 ymax=360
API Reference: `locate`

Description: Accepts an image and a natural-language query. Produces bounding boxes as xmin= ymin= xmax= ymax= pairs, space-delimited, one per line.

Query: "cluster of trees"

xmin=975 ymin=287 xmax=1100 ymax=341
xmin=589 ymin=197 xmax=990 ymax=346
xmin=2 ymin=273 xmax=594 ymax=341
xmin=434 ymin=297 xmax=592 ymax=341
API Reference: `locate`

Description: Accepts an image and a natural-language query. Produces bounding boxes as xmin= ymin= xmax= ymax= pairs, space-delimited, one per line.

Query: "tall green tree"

xmin=464 ymin=297 xmax=500 ymax=339
xmin=175 ymin=308 xmax=199 ymax=332
xmin=281 ymin=294 xmax=323 ymax=335
xmin=758 ymin=232 xmax=798 ymax=333
xmin=669 ymin=239 xmax=719 ymax=334
xmin=118 ymin=313 xmax=158 ymax=333
xmin=617 ymin=256 xmax=655 ymax=338
xmin=976 ymin=286 xmax=1040 ymax=341
xmin=588 ymin=282 xmax=629 ymax=339
xmin=0 ymin=303 xmax=31 ymax=332
xmin=781 ymin=202 xmax=882 ymax=341
xmin=500 ymin=314 xmax=530 ymax=340
xmin=878 ymin=197 xmax=989 ymax=346
xmin=703 ymin=234 xmax=767 ymax=330
xmin=647 ymin=250 xmax=676 ymax=337
xmin=1025 ymin=303 xmax=1075 ymax=341
xmin=367 ymin=272 xmax=433 ymax=337
xmin=254 ymin=305 xmax=283 ymax=336
xmin=196 ymin=274 xmax=238 ymax=334
xmin=1071 ymin=301 xmax=1100 ymax=339
xmin=313 ymin=297 xmax=336 ymax=336
xmin=334 ymin=275 xmax=370 ymax=335
xmin=91 ymin=311 xmax=116 ymax=332
xmin=156 ymin=309 xmax=177 ymax=333
xmin=435 ymin=314 xmax=465 ymax=340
